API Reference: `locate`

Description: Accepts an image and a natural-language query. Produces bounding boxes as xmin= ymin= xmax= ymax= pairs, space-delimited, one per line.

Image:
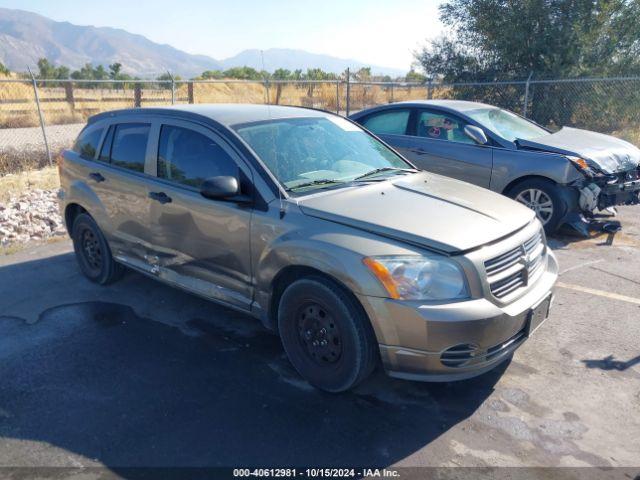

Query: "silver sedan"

xmin=350 ymin=100 xmax=640 ymax=234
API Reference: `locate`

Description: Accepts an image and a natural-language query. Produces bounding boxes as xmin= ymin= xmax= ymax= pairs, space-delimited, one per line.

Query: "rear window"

xmin=73 ymin=127 xmax=104 ymax=160
xmin=361 ymin=110 xmax=410 ymax=135
xmin=110 ymin=123 xmax=150 ymax=173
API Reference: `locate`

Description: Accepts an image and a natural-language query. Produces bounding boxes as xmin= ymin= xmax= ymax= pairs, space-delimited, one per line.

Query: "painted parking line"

xmin=556 ymin=282 xmax=640 ymax=306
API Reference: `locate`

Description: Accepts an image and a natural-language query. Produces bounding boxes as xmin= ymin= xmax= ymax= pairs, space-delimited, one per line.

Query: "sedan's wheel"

xmin=515 ymin=188 xmax=554 ymax=225
xmin=507 ymin=179 xmax=566 ymax=234
xmin=278 ymin=276 xmax=378 ymax=392
xmin=72 ymin=213 xmax=124 ymax=285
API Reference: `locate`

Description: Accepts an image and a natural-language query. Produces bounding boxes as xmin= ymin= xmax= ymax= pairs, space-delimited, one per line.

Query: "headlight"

xmin=566 ymin=156 xmax=595 ymax=175
xmin=363 ymin=255 xmax=468 ymax=300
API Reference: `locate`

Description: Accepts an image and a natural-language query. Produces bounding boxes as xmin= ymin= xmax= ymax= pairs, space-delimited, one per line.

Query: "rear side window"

xmin=98 ymin=126 xmax=114 ymax=163
xmin=110 ymin=123 xmax=150 ymax=172
xmin=73 ymin=127 xmax=103 ymax=160
xmin=158 ymin=125 xmax=238 ymax=188
xmin=361 ymin=110 xmax=410 ymax=135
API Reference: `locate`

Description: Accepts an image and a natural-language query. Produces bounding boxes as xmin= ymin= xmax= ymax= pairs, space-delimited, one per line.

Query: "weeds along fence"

xmin=1 ymin=76 xmax=639 ymax=175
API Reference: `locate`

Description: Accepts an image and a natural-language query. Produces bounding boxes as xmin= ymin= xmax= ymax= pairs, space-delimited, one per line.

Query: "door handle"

xmin=411 ymin=147 xmax=427 ymax=154
xmin=148 ymin=191 xmax=172 ymax=204
xmin=89 ymin=172 xmax=105 ymax=183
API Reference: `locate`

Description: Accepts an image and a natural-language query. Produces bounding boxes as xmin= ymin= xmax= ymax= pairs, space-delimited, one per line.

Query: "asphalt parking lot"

xmin=1 ymin=207 xmax=639 ymax=474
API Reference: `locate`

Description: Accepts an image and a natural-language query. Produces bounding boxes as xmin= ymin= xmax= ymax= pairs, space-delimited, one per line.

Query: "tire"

xmin=277 ymin=276 xmax=379 ymax=392
xmin=71 ymin=213 xmax=124 ymax=285
xmin=507 ymin=178 xmax=566 ymax=234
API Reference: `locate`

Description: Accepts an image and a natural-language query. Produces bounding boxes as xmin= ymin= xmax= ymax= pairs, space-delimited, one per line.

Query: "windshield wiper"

xmin=353 ymin=167 xmax=417 ymax=181
xmin=287 ymin=179 xmax=345 ymax=191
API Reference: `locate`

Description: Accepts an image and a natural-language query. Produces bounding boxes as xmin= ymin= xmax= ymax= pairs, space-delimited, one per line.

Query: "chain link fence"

xmin=1 ymin=76 xmax=640 ymax=175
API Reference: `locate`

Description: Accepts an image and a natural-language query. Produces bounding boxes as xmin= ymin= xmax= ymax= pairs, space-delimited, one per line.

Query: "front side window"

xmin=234 ymin=116 xmax=412 ymax=193
xmin=73 ymin=127 xmax=104 ymax=160
xmin=110 ymin=123 xmax=150 ymax=172
xmin=158 ymin=125 xmax=238 ymax=188
xmin=464 ymin=107 xmax=548 ymax=142
xmin=361 ymin=110 xmax=410 ymax=135
xmin=416 ymin=111 xmax=475 ymax=144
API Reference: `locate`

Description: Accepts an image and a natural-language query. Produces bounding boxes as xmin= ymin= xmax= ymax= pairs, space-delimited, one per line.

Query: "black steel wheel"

xmin=72 ymin=213 xmax=124 ymax=285
xmin=278 ymin=276 xmax=378 ymax=392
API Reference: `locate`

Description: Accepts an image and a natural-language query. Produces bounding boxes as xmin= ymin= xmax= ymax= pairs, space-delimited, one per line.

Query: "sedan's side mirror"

xmin=200 ymin=175 xmax=240 ymax=200
xmin=464 ymin=125 xmax=488 ymax=145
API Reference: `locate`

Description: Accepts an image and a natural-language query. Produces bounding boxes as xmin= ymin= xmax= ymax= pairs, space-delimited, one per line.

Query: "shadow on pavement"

xmin=582 ymin=354 xmax=640 ymax=371
xmin=0 ymin=254 xmax=507 ymax=474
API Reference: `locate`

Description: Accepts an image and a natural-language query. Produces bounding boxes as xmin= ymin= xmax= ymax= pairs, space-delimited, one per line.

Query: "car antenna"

xmin=261 ymin=50 xmax=286 ymax=219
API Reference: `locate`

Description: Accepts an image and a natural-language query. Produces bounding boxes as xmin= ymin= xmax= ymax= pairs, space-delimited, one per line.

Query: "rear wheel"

xmin=277 ymin=276 xmax=378 ymax=392
xmin=507 ymin=179 xmax=565 ymax=234
xmin=71 ymin=213 xmax=124 ymax=285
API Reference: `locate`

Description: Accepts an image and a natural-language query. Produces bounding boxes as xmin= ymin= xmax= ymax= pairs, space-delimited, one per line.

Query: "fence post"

xmin=28 ymin=68 xmax=52 ymax=167
xmin=390 ymin=83 xmax=394 ymax=103
xmin=523 ymin=71 xmax=533 ymax=117
xmin=345 ymin=68 xmax=351 ymax=116
xmin=171 ymin=77 xmax=175 ymax=105
xmin=134 ymin=83 xmax=142 ymax=107
xmin=64 ymin=81 xmax=75 ymax=111
xmin=336 ymin=80 xmax=340 ymax=115
xmin=188 ymin=81 xmax=194 ymax=104
xmin=427 ymin=78 xmax=433 ymax=99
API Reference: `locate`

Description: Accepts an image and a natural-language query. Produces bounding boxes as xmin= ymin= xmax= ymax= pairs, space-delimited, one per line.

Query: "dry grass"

xmin=0 ymin=166 xmax=59 ymax=203
xmin=0 ymin=81 xmax=436 ymax=128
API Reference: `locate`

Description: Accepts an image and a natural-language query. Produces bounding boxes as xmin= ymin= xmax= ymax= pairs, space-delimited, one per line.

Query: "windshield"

xmin=233 ymin=116 xmax=412 ymax=193
xmin=465 ymin=107 xmax=548 ymax=142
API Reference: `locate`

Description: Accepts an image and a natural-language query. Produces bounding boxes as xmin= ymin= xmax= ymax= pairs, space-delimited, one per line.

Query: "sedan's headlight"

xmin=363 ymin=255 xmax=468 ymax=300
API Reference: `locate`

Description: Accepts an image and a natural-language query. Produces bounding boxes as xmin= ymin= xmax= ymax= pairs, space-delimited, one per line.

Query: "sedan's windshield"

xmin=233 ymin=116 xmax=413 ymax=193
xmin=465 ymin=107 xmax=548 ymax=142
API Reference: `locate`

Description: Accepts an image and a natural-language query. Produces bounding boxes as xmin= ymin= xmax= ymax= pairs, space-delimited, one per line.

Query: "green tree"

xmin=222 ymin=66 xmax=262 ymax=80
xmin=414 ymin=0 xmax=640 ymax=131
xmin=415 ymin=0 xmax=640 ymax=81
xmin=405 ymin=69 xmax=426 ymax=83
xmin=0 ymin=62 xmax=9 ymax=76
xmin=109 ymin=63 xmax=122 ymax=79
xmin=200 ymin=70 xmax=224 ymax=79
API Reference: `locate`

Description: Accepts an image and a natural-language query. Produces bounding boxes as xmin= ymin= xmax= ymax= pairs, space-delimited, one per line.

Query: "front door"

xmin=145 ymin=120 xmax=253 ymax=310
xmin=404 ymin=109 xmax=493 ymax=188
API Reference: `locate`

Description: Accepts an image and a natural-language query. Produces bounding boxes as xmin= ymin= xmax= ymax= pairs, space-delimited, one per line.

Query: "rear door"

xmin=77 ymin=118 xmax=156 ymax=266
xmin=358 ymin=108 xmax=412 ymax=156
xmin=145 ymin=119 xmax=254 ymax=310
xmin=404 ymin=109 xmax=493 ymax=188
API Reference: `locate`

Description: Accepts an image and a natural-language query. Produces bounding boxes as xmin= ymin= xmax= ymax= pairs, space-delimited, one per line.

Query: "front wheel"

xmin=507 ymin=179 xmax=565 ymax=234
xmin=277 ymin=277 xmax=379 ymax=392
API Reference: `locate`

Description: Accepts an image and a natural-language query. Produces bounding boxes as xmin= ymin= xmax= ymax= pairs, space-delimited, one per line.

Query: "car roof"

xmin=88 ymin=103 xmax=331 ymax=127
xmin=350 ymin=99 xmax=497 ymax=117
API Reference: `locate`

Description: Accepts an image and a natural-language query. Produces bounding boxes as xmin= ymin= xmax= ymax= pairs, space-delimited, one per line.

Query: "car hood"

xmin=296 ymin=172 xmax=536 ymax=254
xmin=517 ymin=127 xmax=640 ymax=174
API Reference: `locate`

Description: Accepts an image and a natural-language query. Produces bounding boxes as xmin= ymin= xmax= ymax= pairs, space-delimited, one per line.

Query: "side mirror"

xmin=464 ymin=125 xmax=488 ymax=145
xmin=200 ymin=175 xmax=240 ymax=200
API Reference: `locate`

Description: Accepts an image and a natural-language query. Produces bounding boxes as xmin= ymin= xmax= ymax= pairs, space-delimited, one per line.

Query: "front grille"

xmin=440 ymin=329 xmax=527 ymax=368
xmin=484 ymin=229 xmax=545 ymax=300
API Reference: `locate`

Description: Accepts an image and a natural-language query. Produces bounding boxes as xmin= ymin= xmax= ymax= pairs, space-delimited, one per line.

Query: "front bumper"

xmin=357 ymin=250 xmax=558 ymax=382
xmin=597 ymin=178 xmax=640 ymax=210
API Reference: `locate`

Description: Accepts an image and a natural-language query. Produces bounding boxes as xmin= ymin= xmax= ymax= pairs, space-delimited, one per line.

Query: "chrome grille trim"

xmin=484 ymin=229 xmax=546 ymax=300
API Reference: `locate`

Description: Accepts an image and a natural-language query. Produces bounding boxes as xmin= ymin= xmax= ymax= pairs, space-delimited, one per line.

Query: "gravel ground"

xmin=0 ymin=189 xmax=66 ymax=246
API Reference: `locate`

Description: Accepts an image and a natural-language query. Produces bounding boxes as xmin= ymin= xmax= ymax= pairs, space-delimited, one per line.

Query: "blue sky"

xmin=0 ymin=0 xmax=444 ymax=70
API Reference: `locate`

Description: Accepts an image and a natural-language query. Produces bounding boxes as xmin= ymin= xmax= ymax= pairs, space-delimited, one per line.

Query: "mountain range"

xmin=0 ymin=8 xmax=405 ymax=78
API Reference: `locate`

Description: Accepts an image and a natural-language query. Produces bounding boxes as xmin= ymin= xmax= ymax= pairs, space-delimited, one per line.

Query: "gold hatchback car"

xmin=59 ymin=104 xmax=557 ymax=392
